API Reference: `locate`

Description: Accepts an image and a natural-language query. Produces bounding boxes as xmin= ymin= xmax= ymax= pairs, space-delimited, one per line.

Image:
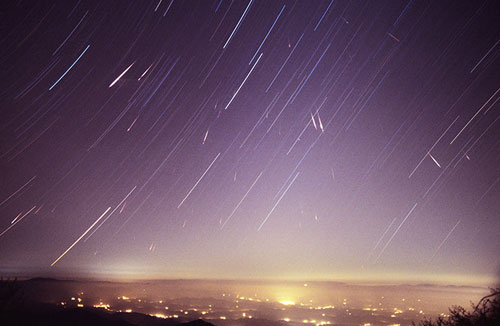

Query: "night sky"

xmin=1 ymin=0 xmax=499 ymax=284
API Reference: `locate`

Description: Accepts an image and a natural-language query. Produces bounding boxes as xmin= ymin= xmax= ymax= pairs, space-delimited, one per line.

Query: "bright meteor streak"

xmin=51 ymin=207 xmax=111 ymax=266
xmin=428 ymin=153 xmax=441 ymax=168
xmin=109 ymin=62 xmax=135 ymax=87
xmin=0 ymin=206 xmax=36 ymax=238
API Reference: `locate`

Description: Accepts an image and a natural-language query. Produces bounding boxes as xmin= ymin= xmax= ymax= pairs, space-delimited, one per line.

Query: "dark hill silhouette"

xmin=0 ymin=279 xmax=216 ymax=326
xmin=181 ymin=321 xmax=217 ymax=326
xmin=1 ymin=304 xmax=216 ymax=326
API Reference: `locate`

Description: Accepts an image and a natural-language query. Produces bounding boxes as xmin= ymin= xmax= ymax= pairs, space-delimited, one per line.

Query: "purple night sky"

xmin=1 ymin=0 xmax=499 ymax=285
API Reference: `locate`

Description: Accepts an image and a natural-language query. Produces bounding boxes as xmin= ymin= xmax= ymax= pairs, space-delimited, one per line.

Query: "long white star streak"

xmin=49 ymin=44 xmax=90 ymax=90
xmin=369 ymin=217 xmax=397 ymax=257
xmin=258 ymin=172 xmax=300 ymax=231
xmin=248 ymin=4 xmax=285 ymax=65
xmin=50 ymin=207 xmax=111 ymax=266
xmin=276 ymin=136 xmax=321 ymax=200
xmin=83 ymin=186 xmax=137 ymax=241
xmin=224 ymin=53 xmax=263 ymax=111
xmin=450 ymin=85 xmax=500 ymax=144
xmin=314 ymin=0 xmax=335 ymax=31
xmin=374 ymin=203 xmax=418 ymax=262
xmin=221 ymin=171 xmax=263 ymax=229
xmin=0 ymin=206 xmax=37 ymax=238
xmin=470 ymin=38 xmax=500 ymax=73
xmin=177 ymin=152 xmax=221 ymax=209
xmin=52 ymin=10 xmax=88 ymax=56
xmin=223 ymin=0 xmax=254 ymax=49
xmin=163 ymin=0 xmax=174 ymax=17
xmin=0 ymin=176 xmax=36 ymax=207
xmin=428 ymin=220 xmax=461 ymax=264
xmin=109 ymin=62 xmax=135 ymax=87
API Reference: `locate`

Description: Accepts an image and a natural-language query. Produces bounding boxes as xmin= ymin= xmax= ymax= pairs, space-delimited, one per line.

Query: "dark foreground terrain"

xmin=0 ymin=279 xmax=215 ymax=326
xmin=2 ymin=304 xmax=215 ymax=326
xmin=1 ymin=278 xmax=498 ymax=326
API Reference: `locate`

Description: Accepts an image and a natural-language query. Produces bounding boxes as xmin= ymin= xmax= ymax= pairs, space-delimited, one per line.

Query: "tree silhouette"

xmin=414 ymin=288 xmax=500 ymax=326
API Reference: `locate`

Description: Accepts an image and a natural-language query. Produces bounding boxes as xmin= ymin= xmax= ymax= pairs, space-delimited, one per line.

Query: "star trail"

xmin=0 ymin=0 xmax=499 ymax=284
